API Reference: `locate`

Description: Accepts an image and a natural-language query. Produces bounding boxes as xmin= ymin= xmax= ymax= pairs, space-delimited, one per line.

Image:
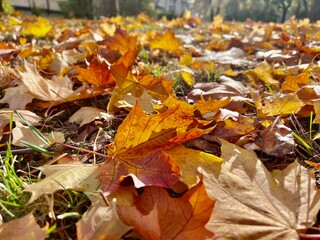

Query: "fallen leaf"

xmin=0 ymin=213 xmax=47 ymax=240
xmin=108 ymin=71 xmax=172 ymax=114
xmin=98 ymin=103 xmax=213 ymax=195
xmin=19 ymin=61 xmax=76 ymax=102
xmin=181 ymin=70 xmax=195 ymax=86
xmin=0 ymin=110 xmax=41 ymax=139
xmin=200 ymin=139 xmax=320 ymax=239
xmin=188 ymin=76 xmax=249 ymax=101
xmin=74 ymin=54 xmax=115 ymax=87
xmin=68 ymin=107 xmax=113 ymax=127
xmin=0 ymin=85 xmax=33 ymax=109
xmin=117 ymin=180 xmax=215 ymax=240
xmin=149 ymin=29 xmax=182 ymax=54
xmin=21 ymin=17 xmax=52 ymax=38
xmin=260 ymin=117 xmax=295 ymax=156
xmin=77 ymin=198 xmax=132 ymax=240
xmin=24 ymin=164 xmax=100 ymax=203
xmin=281 ymin=70 xmax=311 ymax=92
xmin=12 ymin=122 xmax=65 ymax=147
xmin=166 ymin=145 xmax=221 ymax=187
xmin=204 ymin=48 xmax=254 ymax=67
xmin=100 ymin=27 xmax=138 ymax=55
xmin=253 ymin=92 xmax=304 ymax=117
xmin=313 ymin=100 xmax=320 ymax=124
xmin=244 ymin=61 xmax=279 ymax=86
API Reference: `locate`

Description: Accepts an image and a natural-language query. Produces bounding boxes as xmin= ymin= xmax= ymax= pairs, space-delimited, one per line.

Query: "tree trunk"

xmin=92 ymin=0 xmax=118 ymax=18
xmin=310 ymin=0 xmax=320 ymax=21
xmin=279 ymin=0 xmax=292 ymax=22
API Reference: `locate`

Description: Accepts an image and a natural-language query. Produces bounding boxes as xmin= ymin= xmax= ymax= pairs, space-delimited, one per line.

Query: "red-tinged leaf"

xmin=259 ymin=116 xmax=295 ymax=156
xmin=117 ymin=180 xmax=215 ymax=240
xmin=98 ymin=149 xmax=180 ymax=195
xmin=97 ymin=103 xmax=213 ymax=195
xmin=209 ymin=115 xmax=257 ymax=143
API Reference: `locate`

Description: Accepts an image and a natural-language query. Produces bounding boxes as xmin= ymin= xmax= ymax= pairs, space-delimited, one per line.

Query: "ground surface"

xmin=0 ymin=12 xmax=320 ymax=239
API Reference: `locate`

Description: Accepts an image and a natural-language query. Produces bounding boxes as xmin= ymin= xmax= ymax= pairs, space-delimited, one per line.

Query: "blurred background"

xmin=2 ymin=0 xmax=320 ymax=22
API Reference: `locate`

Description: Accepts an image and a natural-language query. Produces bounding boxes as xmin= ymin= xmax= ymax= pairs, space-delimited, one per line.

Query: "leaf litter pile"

xmin=1 ymin=11 xmax=320 ymax=239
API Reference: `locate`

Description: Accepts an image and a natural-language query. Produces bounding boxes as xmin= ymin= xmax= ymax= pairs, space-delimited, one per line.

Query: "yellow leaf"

xmin=149 ymin=29 xmax=182 ymax=54
xmin=254 ymin=92 xmax=304 ymax=117
xmin=213 ymin=15 xmax=224 ymax=28
xmin=244 ymin=61 xmax=279 ymax=86
xmin=181 ymin=71 xmax=195 ymax=86
xmin=21 ymin=17 xmax=52 ymax=38
xmin=180 ymin=53 xmax=194 ymax=66
xmin=281 ymin=70 xmax=311 ymax=92
xmin=313 ymin=100 xmax=320 ymax=124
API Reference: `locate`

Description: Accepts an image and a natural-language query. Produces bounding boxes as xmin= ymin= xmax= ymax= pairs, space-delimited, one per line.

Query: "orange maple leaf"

xmin=75 ymin=49 xmax=138 ymax=87
xmin=74 ymin=54 xmax=114 ymax=87
xmin=100 ymin=27 xmax=138 ymax=55
xmin=97 ymin=103 xmax=214 ymax=195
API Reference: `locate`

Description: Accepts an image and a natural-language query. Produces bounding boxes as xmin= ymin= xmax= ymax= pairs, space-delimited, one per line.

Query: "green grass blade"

xmin=14 ymin=110 xmax=51 ymax=145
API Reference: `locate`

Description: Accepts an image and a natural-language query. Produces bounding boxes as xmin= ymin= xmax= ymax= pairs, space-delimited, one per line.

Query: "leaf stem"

xmin=52 ymin=142 xmax=110 ymax=159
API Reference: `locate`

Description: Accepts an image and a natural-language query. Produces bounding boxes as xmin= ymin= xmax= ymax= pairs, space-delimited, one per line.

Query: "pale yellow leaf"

xmin=19 ymin=61 xmax=76 ymax=101
xmin=200 ymin=139 xmax=320 ymax=239
xmin=24 ymin=164 xmax=100 ymax=203
xmin=77 ymin=198 xmax=132 ymax=240
xmin=0 ymin=110 xmax=41 ymax=139
xmin=69 ymin=107 xmax=113 ymax=127
xmin=12 ymin=122 xmax=65 ymax=147
xmin=0 ymin=85 xmax=33 ymax=109
xmin=0 ymin=213 xmax=47 ymax=240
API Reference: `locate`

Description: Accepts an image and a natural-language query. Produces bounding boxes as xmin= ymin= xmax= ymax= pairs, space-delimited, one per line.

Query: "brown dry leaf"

xmin=200 ymin=139 xmax=320 ymax=240
xmin=12 ymin=122 xmax=65 ymax=147
xmin=76 ymin=197 xmax=132 ymax=240
xmin=0 ymin=85 xmax=33 ymax=109
xmin=117 ymin=180 xmax=215 ymax=240
xmin=244 ymin=61 xmax=279 ymax=86
xmin=68 ymin=107 xmax=113 ymax=127
xmin=188 ymin=76 xmax=249 ymax=101
xmin=149 ymin=29 xmax=182 ymax=54
xmin=260 ymin=117 xmax=295 ymax=156
xmin=209 ymin=115 xmax=257 ymax=142
xmin=19 ymin=61 xmax=76 ymax=102
xmin=0 ymin=110 xmax=41 ymax=139
xmin=24 ymin=164 xmax=100 ymax=203
xmin=0 ymin=213 xmax=47 ymax=240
